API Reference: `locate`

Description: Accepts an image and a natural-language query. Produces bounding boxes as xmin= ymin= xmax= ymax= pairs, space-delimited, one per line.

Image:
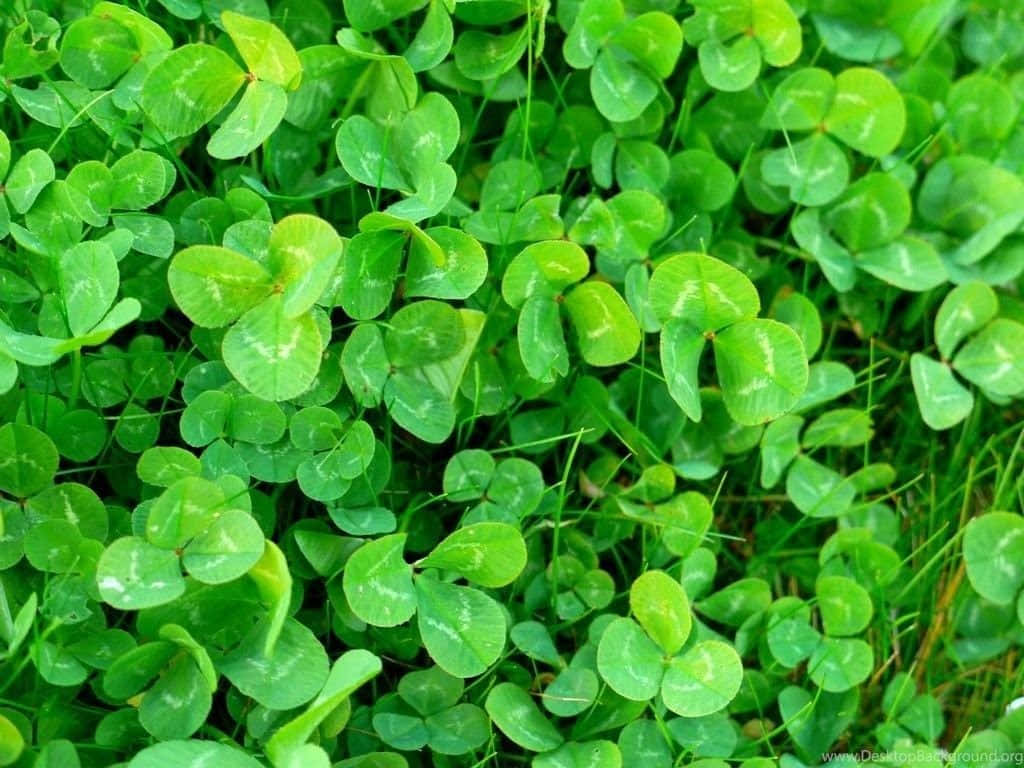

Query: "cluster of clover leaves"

xmin=1 ymin=0 xmax=1024 ymax=767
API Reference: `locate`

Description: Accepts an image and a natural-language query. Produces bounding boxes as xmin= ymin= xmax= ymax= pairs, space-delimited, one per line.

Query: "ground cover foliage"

xmin=0 ymin=0 xmax=1023 ymax=766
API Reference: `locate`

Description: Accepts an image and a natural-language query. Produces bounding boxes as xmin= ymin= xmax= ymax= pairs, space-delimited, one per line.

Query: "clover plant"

xmin=0 ymin=1 xmax=1023 ymax=767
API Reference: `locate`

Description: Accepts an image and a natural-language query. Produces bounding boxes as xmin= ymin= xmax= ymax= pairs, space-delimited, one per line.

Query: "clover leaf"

xmin=911 ymin=282 xmax=1024 ymax=430
xmin=685 ymin=0 xmax=801 ymax=91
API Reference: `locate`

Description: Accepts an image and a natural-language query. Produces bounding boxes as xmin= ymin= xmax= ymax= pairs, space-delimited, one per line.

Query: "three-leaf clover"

xmin=168 ymin=214 xmax=342 ymax=401
xmin=911 ymin=282 xmax=1024 ymax=430
xmin=336 ymin=92 xmax=460 ymax=221
xmin=791 ymin=172 xmax=946 ymax=292
xmin=342 ymin=523 xmax=526 ymax=678
xmin=141 ymin=12 xmax=301 ymax=158
xmin=564 ymin=0 xmax=684 ymax=122
xmin=649 ymin=251 xmax=809 ymax=425
xmin=684 ymin=0 xmax=802 ymax=91
xmin=761 ymin=67 xmax=907 ymax=205
xmin=95 ymin=476 xmax=265 ymax=609
xmin=501 ymin=240 xmax=642 ymax=382
xmin=596 ymin=569 xmax=744 ymax=717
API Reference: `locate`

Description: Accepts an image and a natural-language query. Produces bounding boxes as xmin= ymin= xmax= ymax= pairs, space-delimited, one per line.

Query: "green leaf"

xmin=386 ymin=300 xmax=465 ymax=367
xmin=343 ymin=0 xmax=423 ymax=31
xmin=953 ymin=319 xmax=1024 ymax=397
xmin=221 ymin=11 xmax=302 ymax=89
xmin=182 ymin=509 xmax=265 ymax=584
xmin=343 ymin=534 xmax=417 ymax=627
xmin=207 ymin=80 xmax=287 ymax=159
xmin=453 ymin=28 xmax=527 ymax=81
xmin=816 ymin=575 xmax=874 ymax=636
xmin=629 ymin=570 xmax=692 ymax=656
xmin=23 ymin=519 xmax=82 ymax=572
xmin=596 ymin=617 xmax=664 ymax=701
xmin=660 ymin=318 xmax=706 ymax=421
xmin=591 ymin=49 xmax=658 ymax=122
xmin=138 ymin=655 xmax=211 ymax=740
xmin=502 ymin=241 xmax=590 ymax=308
xmin=808 ymin=637 xmax=873 ymax=692
xmin=59 ymin=16 xmax=137 ymax=89
xmin=406 ymin=227 xmax=487 ymax=300
xmin=753 ymin=0 xmax=802 ymax=65
xmin=5 ymin=148 xmax=55 ymax=214
xmin=611 ymin=12 xmax=683 ymax=78
xmin=802 ymin=409 xmax=873 ymax=449
xmin=761 ymin=134 xmax=850 ymax=207
xmin=339 ymin=230 xmax=404 ymax=319
xmin=443 ymin=450 xmax=495 ymax=502
xmin=659 ymin=491 xmax=714 ymax=557
xmin=518 ymin=295 xmax=569 ymax=383
xmin=790 ymin=209 xmax=857 ymax=291
xmin=543 ymin=668 xmax=599 ymax=717
xmin=813 ymin=15 xmax=901 ymax=63
xmin=110 ymin=150 xmax=175 ymax=211
xmin=227 ymin=395 xmax=287 ymax=445
xmin=0 ymin=714 xmax=24 ymax=767
xmin=773 ymin=292 xmax=823 ymax=359
xmin=713 ymin=319 xmax=809 ymax=425
xmin=564 ymin=0 xmax=625 ymax=69
xmin=828 ymin=172 xmax=911 ymax=252
xmin=564 ymin=281 xmax=641 ymax=367
xmin=762 ymin=67 xmax=833 ymax=130
xmin=59 ymin=241 xmax=118 ymax=337
xmin=661 ymin=640 xmax=743 ymax=717
xmin=856 ymin=237 xmax=946 ymax=292
xmin=342 ymin=323 xmax=390 ymax=407
xmin=96 ymin=537 xmax=185 ymax=610
xmin=767 ymin=616 xmax=821 ymax=669
xmin=648 ymin=252 xmax=760 ymax=331
xmin=374 ymin=712 xmax=428 ymax=751
xmin=425 ymin=703 xmax=489 ymax=755
xmin=168 ymin=246 xmax=272 ymax=328
xmin=399 ymin=666 xmax=463 ymax=716
xmin=510 ymin=621 xmax=561 ymax=666
xmin=220 ymin=617 xmax=329 ymax=709
xmin=824 ymin=67 xmax=906 ymax=157
xmin=404 ymin=1 xmax=453 ymax=72
xmin=247 ymin=540 xmax=292 ymax=657
xmin=336 ymin=116 xmax=408 ymax=191
xmin=420 ymin=523 xmax=527 ymax=587
xmin=384 ymin=373 xmax=455 ymax=444
xmin=268 ymin=214 xmax=344 ymax=317
xmin=698 ymin=36 xmax=761 ymax=92
xmin=128 ymin=741 xmax=264 ymax=768
xmin=485 ymin=682 xmax=564 ymax=752
xmin=0 ymin=423 xmax=59 ymax=497
xmin=91 ymin=3 xmax=172 ymax=54
xmin=480 ymin=159 xmax=542 ymax=212
xmin=668 ymin=150 xmax=736 ymax=212
xmin=69 ymin=298 xmax=142 ymax=349
xmin=534 ymin=740 xmax=622 ymax=768
xmin=909 ymin=354 xmax=974 ymax=431
xmin=785 ymin=455 xmax=856 ymax=518
xmin=935 ymin=282 xmax=999 ymax=361
xmin=222 ymin=296 xmax=323 ymax=401
xmin=397 ymin=92 xmax=459 ymax=173
xmin=145 ymin=476 xmax=225 ymax=549
xmin=963 ymin=512 xmax=1024 ymax=605
xmin=266 ymin=650 xmax=382 ymax=764
xmin=137 ymin=447 xmax=201 ymax=487
xmin=415 ymin=576 xmax=506 ymax=678
xmin=141 ymin=44 xmax=246 ymax=139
